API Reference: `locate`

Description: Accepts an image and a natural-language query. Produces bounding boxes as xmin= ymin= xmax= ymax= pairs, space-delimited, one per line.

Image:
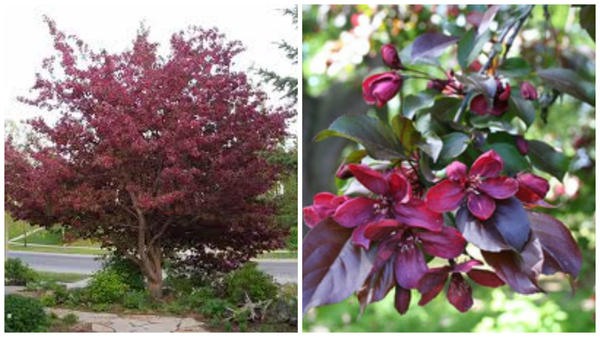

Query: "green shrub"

xmin=5 ymin=295 xmax=49 ymax=332
xmin=61 ymin=313 xmax=79 ymax=325
xmin=87 ymin=269 xmax=129 ymax=304
xmin=123 ymin=290 xmax=151 ymax=310
xmin=40 ymin=292 xmax=57 ymax=307
xmin=5 ymin=258 xmax=38 ymax=286
xmin=101 ymin=255 xmax=145 ymax=291
xmin=266 ymin=283 xmax=297 ymax=324
xmin=64 ymin=288 xmax=90 ymax=307
xmin=180 ymin=286 xmax=216 ymax=308
xmin=198 ymin=298 xmax=231 ymax=318
xmin=225 ymin=262 xmax=278 ymax=304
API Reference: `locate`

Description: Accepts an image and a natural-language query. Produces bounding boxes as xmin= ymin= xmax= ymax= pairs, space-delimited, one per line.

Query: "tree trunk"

xmin=148 ymin=276 xmax=163 ymax=299
xmin=141 ymin=245 xmax=163 ymax=300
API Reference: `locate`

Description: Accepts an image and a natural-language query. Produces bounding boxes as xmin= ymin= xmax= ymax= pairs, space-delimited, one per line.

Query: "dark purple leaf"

xmin=303 ymin=219 xmax=376 ymax=314
xmin=455 ymin=206 xmax=511 ymax=252
xmin=481 ymin=237 xmax=543 ymax=294
xmin=411 ymin=32 xmax=459 ymax=60
xmin=528 ymin=211 xmax=582 ymax=277
xmin=477 ymin=5 xmax=500 ymax=35
xmin=484 ymin=197 xmax=531 ymax=252
xmin=357 ymin=258 xmax=396 ymax=314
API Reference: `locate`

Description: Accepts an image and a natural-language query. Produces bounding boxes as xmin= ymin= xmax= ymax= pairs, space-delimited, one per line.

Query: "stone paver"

xmin=48 ymin=308 xmax=207 ymax=332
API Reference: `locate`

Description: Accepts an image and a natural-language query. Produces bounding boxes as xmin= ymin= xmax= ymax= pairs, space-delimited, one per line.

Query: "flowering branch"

xmin=452 ymin=5 xmax=534 ymax=123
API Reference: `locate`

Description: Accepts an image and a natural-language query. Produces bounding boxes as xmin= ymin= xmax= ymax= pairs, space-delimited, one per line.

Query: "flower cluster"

xmin=304 ymin=149 xmax=577 ymax=314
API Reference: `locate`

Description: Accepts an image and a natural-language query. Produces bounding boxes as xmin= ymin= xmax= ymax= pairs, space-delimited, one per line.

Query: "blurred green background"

xmin=302 ymin=4 xmax=595 ymax=332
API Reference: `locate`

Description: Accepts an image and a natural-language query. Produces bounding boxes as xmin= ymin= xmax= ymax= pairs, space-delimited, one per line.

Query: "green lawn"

xmin=6 ymin=213 xmax=35 ymax=239
xmin=36 ymin=271 xmax=89 ymax=283
xmin=8 ymin=243 xmax=107 ymax=256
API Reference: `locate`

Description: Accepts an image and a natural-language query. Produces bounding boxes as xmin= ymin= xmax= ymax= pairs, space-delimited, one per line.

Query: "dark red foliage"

xmin=5 ymin=18 xmax=290 ymax=296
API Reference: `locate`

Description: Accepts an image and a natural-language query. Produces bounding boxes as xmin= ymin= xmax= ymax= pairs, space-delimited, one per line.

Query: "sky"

xmin=1 ymin=0 xmax=298 ymax=123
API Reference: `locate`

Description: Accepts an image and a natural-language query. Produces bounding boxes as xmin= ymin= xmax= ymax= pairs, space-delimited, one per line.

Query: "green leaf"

xmin=343 ymin=149 xmax=368 ymax=164
xmin=315 ymin=114 xmax=405 ymax=160
xmin=417 ymin=133 xmax=443 ymax=163
xmin=528 ymin=140 xmax=570 ymax=180
xmin=439 ymin=132 xmax=471 ymax=162
xmin=391 ymin=115 xmax=421 ymax=151
xmin=498 ymin=57 xmax=531 ymax=77
xmin=458 ymin=29 xmax=491 ymax=70
xmin=402 ymin=92 xmax=435 ymax=119
xmin=482 ymin=142 xmax=530 ymax=175
xmin=510 ymin=92 xmax=536 ymax=126
xmin=470 ymin=115 xmax=520 ymax=134
xmin=427 ymin=97 xmax=462 ymax=121
xmin=580 ymin=5 xmax=595 ymax=41
xmin=537 ymin=68 xmax=595 ymax=106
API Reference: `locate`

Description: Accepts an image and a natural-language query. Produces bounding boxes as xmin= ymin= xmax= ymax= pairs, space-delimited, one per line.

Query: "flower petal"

xmin=395 ymin=199 xmax=443 ymax=232
xmin=469 ymin=94 xmax=490 ymax=115
xmin=424 ymin=179 xmax=466 ymax=213
xmin=363 ymin=219 xmax=402 ymax=241
xmin=478 ymin=176 xmax=518 ymax=199
xmin=417 ymin=267 xmax=450 ymax=306
xmin=452 ymin=259 xmax=483 ymax=273
xmin=303 ymin=207 xmax=320 ymax=228
xmin=348 ymin=164 xmax=389 ymax=195
xmin=395 ymin=239 xmax=428 ymax=289
xmin=467 ymin=192 xmax=496 ymax=221
xmin=470 ymin=150 xmax=504 ymax=178
xmin=352 ymin=221 xmax=372 ymax=250
xmin=466 ymin=269 xmax=505 ymax=288
xmin=394 ymin=285 xmax=411 ymax=315
xmin=418 ymin=226 xmax=466 ymax=259
xmin=446 ymin=273 xmax=473 ymax=312
xmin=313 ymin=192 xmax=336 ymax=205
xmin=388 ymin=171 xmax=412 ymax=204
xmin=332 ymin=197 xmax=376 ymax=228
xmin=446 ymin=161 xmax=468 ymax=181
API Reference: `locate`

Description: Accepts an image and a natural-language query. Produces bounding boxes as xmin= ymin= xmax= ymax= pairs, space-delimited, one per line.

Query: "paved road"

xmin=7 ymin=251 xmax=297 ymax=283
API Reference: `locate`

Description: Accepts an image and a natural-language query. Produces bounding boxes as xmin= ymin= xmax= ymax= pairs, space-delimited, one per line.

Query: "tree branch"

xmin=452 ymin=5 xmax=534 ymax=123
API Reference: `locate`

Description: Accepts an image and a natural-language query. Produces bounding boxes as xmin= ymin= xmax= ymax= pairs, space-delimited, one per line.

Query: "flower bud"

xmin=335 ymin=163 xmax=353 ymax=180
xmin=515 ymin=135 xmax=529 ymax=155
xmin=362 ymin=72 xmax=403 ymax=108
xmin=520 ymin=81 xmax=538 ymax=100
xmin=381 ymin=44 xmax=403 ymax=69
xmin=515 ymin=172 xmax=549 ymax=204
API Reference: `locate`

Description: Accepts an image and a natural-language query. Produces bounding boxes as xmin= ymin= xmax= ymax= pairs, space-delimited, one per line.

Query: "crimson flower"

xmin=418 ymin=259 xmax=504 ymax=312
xmin=332 ymin=164 xmax=442 ymax=249
xmin=362 ymin=72 xmax=403 ymax=107
xmin=363 ymin=220 xmax=466 ymax=291
xmin=515 ymin=172 xmax=552 ymax=207
xmin=470 ymin=80 xmax=511 ymax=116
xmin=520 ymin=81 xmax=538 ymax=100
xmin=381 ymin=44 xmax=403 ymax=69
xmin=303 ymin=192 xmax=350 ymax=228
xmin=425 ymin=150 xmax=519 ymax=220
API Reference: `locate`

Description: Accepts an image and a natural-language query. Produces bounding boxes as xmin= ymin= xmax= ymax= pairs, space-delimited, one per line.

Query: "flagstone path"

xmin=48 ymin=308 xmax=208 ymax=332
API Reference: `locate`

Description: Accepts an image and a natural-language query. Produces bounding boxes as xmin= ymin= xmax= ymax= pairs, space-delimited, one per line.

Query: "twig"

xmin=452 ymin=5 xmax=534 ymax=123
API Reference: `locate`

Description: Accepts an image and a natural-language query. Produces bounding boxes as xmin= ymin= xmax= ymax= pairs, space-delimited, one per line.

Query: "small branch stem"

xmin=452 ymin=5 xmax=534 ymax=123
